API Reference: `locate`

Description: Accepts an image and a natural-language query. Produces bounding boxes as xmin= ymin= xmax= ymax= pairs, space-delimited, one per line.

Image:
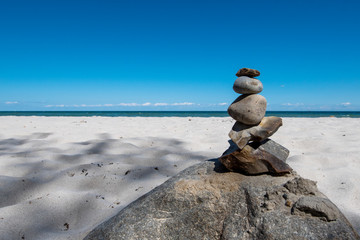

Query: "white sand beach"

xmin=0 ymin=116 xmax=359 ymax=239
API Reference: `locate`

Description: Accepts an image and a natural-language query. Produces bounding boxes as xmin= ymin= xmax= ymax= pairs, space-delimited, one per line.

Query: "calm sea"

xmin=0 ymin=111 xmax=359 ymax=118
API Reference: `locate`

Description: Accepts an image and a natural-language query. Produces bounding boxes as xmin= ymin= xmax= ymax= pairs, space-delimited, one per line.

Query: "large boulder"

xmin=84 ymin=160 xmax=359 ymax=240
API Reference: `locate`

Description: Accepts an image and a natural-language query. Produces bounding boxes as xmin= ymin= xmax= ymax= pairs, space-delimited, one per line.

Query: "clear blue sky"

xmin=1 ymin=0 xmax=359 ymax=111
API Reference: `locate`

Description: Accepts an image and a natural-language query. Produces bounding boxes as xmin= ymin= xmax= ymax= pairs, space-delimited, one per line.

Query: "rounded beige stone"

xmin=228 ymin=94 xmax=267 ymax=125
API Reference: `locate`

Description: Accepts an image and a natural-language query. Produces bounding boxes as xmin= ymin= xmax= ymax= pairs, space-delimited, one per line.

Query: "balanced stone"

xmin=257 ymin=139 xmax=290 ymax=162
xmin=219 ymin=139 xmax=292 ymax=175
xmin=229 ymin=116 xmax=283 ymax=149
xmin=228 ymin=94 xmax=267 ymax=125
xmin=233 ymin=76 xmax=263 ymax=94
xmin=235 ymin=67 xmax=260 ymax=78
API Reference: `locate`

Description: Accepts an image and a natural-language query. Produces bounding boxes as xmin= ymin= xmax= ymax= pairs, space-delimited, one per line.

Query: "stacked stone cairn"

xmin=220 ymin=68 xmax=292 ymax=175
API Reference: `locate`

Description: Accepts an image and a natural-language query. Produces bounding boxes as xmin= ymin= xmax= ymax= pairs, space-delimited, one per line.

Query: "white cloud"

xmin=43 ymin=102 xmax=197 ymax=108
xmin=45 ymin=104 xmax=65 ymax=107
xmin=116 ymin=103 xmax=139 ymax=106
xmin=281 ymin=103 xmax=304 ymax=106
xmin=172 ymin=102 xmax=194 ymax=106
xmin=218 ymin=102 xmax=227 ymax=106
xmin=155 ymin=102 xmax=196 ymax=106
xmin=341 ymin=102 xmax=351 ymax=106
xmin=154 ymin=103 xmax=169 ymax=106
xmin=5 ymin=101 xmax=18 ymax=104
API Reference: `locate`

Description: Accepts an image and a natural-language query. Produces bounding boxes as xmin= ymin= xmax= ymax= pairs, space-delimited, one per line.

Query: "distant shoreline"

xmin=1 ymin=111 xmax=360 ymax=118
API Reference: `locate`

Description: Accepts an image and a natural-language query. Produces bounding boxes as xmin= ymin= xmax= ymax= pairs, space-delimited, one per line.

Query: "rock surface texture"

xmin=233 ymin=76 xmax=263 ymax=94
xmin=84 ymin=160 xmax=359 ymax=240
xmin=236 ymin=67 xmax=260 ymax=77
xmin=228 ymin=94 xmax=267 ymax=125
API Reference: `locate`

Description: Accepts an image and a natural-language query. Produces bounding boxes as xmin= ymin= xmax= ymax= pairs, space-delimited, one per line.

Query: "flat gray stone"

xmin=228 ymin=94 xmax=267 ymax=125
xmin=233 ymin=76 xmax=263 ymax=94
xmin=292 ymin=196 xmax=341 ymax=222
xmin=84 ymin=160 xmax=359 ymax=240
xmin=256 ymin=139 xmax=290 ymax=162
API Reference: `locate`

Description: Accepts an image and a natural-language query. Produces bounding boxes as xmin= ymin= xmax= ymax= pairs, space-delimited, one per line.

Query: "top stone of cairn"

xmin=236 ymin=68 xmax=260 ymax=78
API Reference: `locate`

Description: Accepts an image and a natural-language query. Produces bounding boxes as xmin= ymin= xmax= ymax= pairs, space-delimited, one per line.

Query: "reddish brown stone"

xmin=219 ymin=140 xmax=292 ymax=175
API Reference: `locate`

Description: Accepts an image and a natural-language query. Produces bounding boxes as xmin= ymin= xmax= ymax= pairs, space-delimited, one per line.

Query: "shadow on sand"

xmin=0 ymin=132 xmax=216 ymax=239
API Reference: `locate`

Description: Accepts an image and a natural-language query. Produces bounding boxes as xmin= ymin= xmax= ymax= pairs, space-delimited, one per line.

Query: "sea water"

xmin=0 ymin=111 xmax=359 ymax=118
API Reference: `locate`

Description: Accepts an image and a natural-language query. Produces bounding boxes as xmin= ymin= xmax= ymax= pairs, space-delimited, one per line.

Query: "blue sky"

xmin=1 ymin=0 xmax=359 ymax=111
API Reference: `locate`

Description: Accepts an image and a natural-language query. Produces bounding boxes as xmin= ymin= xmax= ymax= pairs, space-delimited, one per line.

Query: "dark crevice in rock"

xmin=219 ymin=217 xmax=227 ymax=240
xmin=209 ymin=158 xmax=230 ymax=173
xmin=244 ymin=188 xmax=256 ymax=219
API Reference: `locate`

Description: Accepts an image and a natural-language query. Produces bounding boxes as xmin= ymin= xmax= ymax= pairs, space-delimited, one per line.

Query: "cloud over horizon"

xmin=44 ymin=102 xmax=199 ymax=108
xmin=281 ymin=103 xmax=304 ymax=107
xmin=341 ymin=102 xmax=351 ymax=106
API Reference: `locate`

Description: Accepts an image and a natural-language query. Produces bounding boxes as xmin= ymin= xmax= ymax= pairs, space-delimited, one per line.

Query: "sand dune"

xmin=0 ymin=117 xmax=359 ymax=239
